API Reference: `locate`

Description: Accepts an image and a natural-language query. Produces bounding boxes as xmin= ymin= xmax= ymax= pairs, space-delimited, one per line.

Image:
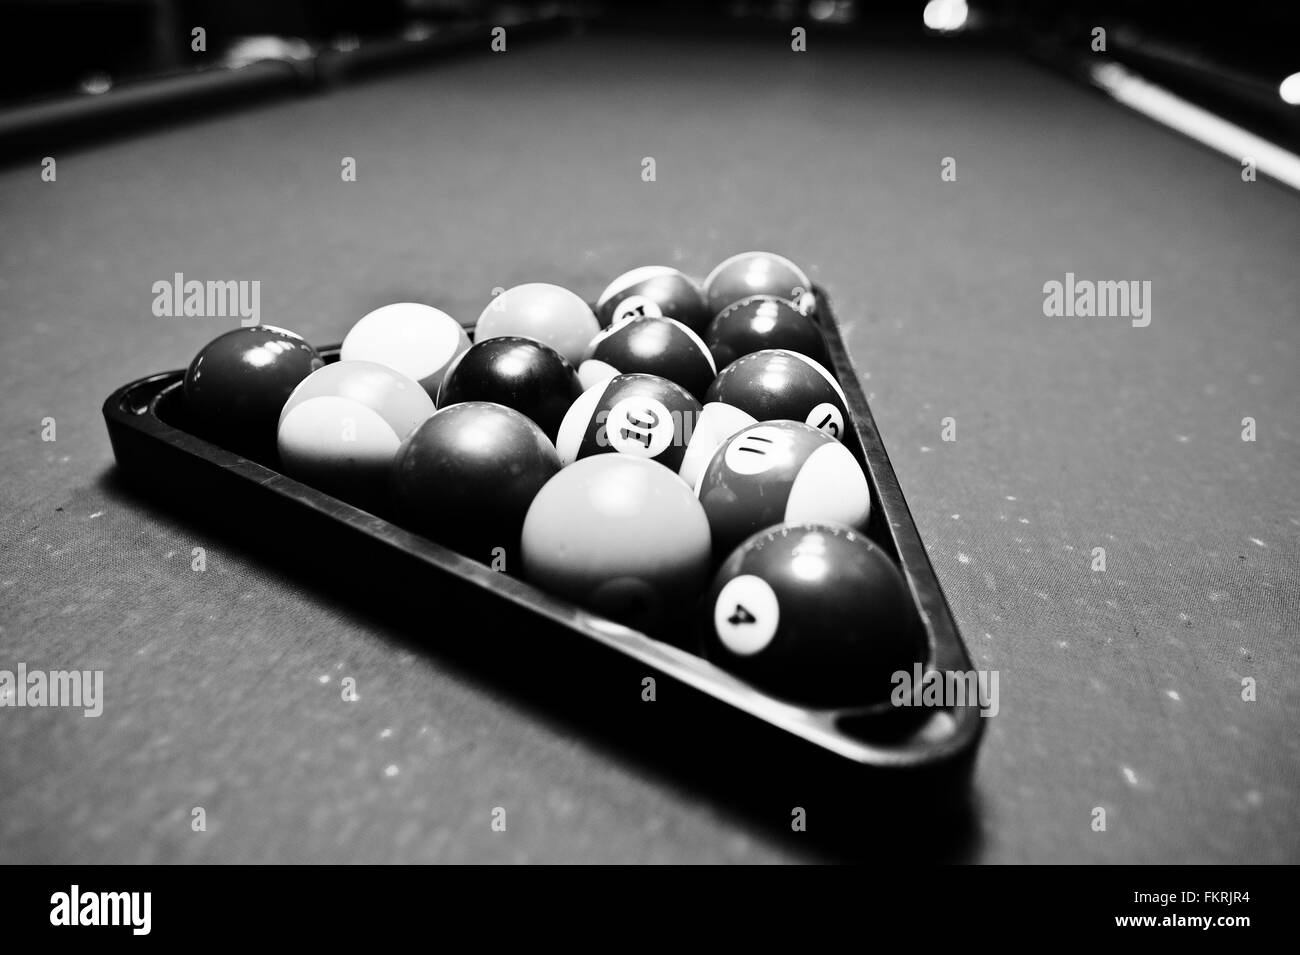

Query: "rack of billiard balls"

xmin=181 ymin=252 xmax=923 ymax=708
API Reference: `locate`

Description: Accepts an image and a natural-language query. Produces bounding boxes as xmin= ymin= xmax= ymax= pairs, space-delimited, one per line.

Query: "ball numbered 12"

xmin=695 ymin=420 xmax=871 ymax=556
xmin=556 ymin=373 xmax=701 ymax=474
xmin=704 ymin=348 xmax=849 ymax=441
xmin=701 ymin=523 xmax=922 ymax=706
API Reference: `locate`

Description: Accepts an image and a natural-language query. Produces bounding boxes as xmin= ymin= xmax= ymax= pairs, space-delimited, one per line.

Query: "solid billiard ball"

xmin=340 ymin=302 xmax=470 ymax=400
xmin=391 ymin=401 xmax=561 ymax=565
xmin=702 ymin=251 xmax=813 ymax=317
xmin=594 ymin=266 xmax=711 ymax=332
xmin=706 ymin=295 xmax=828 ymax=369
xmin=581 ymin=315 xmax=717 ymax=400
xmin=556 ymin=373 xmax=701 ymax=475
xmin=521 ymin=455 xmax=711 ymax=635
xmin=676 ymin=401 xmax=757 ymax=490
xmin=475 ymin=283 xmax=601 ymax=366
xmin=437 ymin=336 xmax=581 ymax=441
xmin=183 ymin=324 xmax=324 ymax=461
xmin=694 ymin=420 xmax=871 ymax=556
xmin=703 ymin=348 xmax=849 ymax=441
xmin=277 ymin=360 xmax=435 ymax=508
xmin=701 ymin=523 xmax=922 ymax=706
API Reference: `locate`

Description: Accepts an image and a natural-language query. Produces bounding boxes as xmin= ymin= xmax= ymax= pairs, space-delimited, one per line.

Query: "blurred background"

xmin=1 ymin=1 xmax=1297 ymax=153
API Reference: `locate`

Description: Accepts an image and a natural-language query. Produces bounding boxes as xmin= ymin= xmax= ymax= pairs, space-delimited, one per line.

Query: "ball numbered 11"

xmin=695 ymin=420 xmax=871 ymax=556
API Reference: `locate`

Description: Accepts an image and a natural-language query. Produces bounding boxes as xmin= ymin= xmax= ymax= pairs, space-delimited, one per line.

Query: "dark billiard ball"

xmin=694 ymin=420 xmax=871 ymax=556
xmin=704 ymin=348 xmax=848 ymax=441
xmin=522 ymin=455 xmax=711 ymax=635
xmin=391 ymin=401 xmax=561 ymax=566
xmin=595 ymin=266 xmax=712 ymax=332
xmin=701 ymin=523 xmax=922 ymax=706
xmin=706 ymin=295 xmax=828 ymax=369
xmin=183 ymin=325 xmax=324 ymax=461
xmin=556 ymin=373 xmax=702 ymax=476
xmin=475 ymin=283 xmax=601 ymax=367
xmin=341 ymin=302 xmax=470 ymax=400
xmin=437 ymin=337 xmax=582 ymax=441
xmin=581 ymin=315 xmax=717 ymax=400
xmin=278 ymin=360 xmax=435 ymax=507
xmin=702 ymin=251 xmax=813 ymax=317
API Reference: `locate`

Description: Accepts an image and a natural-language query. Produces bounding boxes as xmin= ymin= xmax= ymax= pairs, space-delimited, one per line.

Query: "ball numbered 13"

xmin=704 ymin=348 xmax=849 ymax=441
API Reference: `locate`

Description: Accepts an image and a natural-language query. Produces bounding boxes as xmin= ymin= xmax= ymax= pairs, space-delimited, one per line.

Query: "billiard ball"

xmin=702 ymin=251 xmax=813 ymax=317
xmin=475 ymin=283 xmax=601 ymax=367
xmin=521 ymin=455 xmax=711 ymax=635
xmin=676 ymin=402 xmax=757 ymax=490
xmin=391 ymin=401 xmax=561 ymax=565
xmin=581 ymin=315 xmax=716 ymax=400
xmin=704 ymin=348 xmax=849 ymax=441
xmin=183 ymin=325 xmax=324 ymax=461
xmin=556 ymin=373 xmax=701 ymax=475
xmin=340 ymin=302 xmax=470 ymax=400
xmin=437 ymin=337 xmax=581 ymax=441
xmin=701 ymin=523 xmax=922 ymax=705
xmin=694 ymin=420 xmax=871 ymax=556
xmin=594 ymin=266 xmax=711 ymax=332
xmin=705 ymin=295 xmax=828 ymax=369
xmin=277 ymin=360 xmax=435 ymax=508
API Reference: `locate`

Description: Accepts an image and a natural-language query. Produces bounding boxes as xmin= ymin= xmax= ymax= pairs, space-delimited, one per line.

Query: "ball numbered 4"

xmin=582 ymin=315 xmax=716 ymax=400
xmin=702 ymin=523 xmax=923 ymax=706
xmin=556 ymin=373 xmax=701 ymax=475
xmin=278 ymin=360 xmax=435 ymax=506
xmin=522 ymin=455 xmax=711 ymax=636
xmin=704 ymin=348 xmax=849 ymax=441
xmin=702 ymin=250 xmax=812 ymax=317
xmin=595 ymin=265 xmax=711 ymax=332
xmin=340 ymin=302 xmax=469 ymax=400
xmin=695 ymin=420 xmax=871 ymax=556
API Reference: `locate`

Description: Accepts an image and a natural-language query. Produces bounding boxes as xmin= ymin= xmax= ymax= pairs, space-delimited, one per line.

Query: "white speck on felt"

xmin=1176 ymin=435 xmax=1189 ymax=443
xmin=920 ymin=445 xmax=932 ymax=452
xmin=1249 ymin=537 xmax=1266 ymax=548
xmin=384 ymin=764 xmax=400 ymax=778
xmin=379 ymin=728 xmax=393 ymax=739
xmin=1122 ymin=766 xmax=1140 ymax=786
xmin=317 ymin=675 xmax=331 ymax=685
xmin=88 ymin=511 xmax=103 ymax=519
xmin=957 ymin=552 xmax=971 ymax=564
xmin=1005 ymin=495 xmax=1017 ymax=501
xmin=1166 ymin=690 xmax=1181 ymax=701
xmin=1058 ymin=640 xmax=1068 ymax=648
xmin=1019 ymin=518 xmax=1030 ymax=524
xmin=951 ymin=514 xmax=960 ymax=520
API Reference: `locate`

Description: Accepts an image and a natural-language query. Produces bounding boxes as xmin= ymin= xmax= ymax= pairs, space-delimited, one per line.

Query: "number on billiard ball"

xmin=701 ymin=523 xmax=923 ymax=706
